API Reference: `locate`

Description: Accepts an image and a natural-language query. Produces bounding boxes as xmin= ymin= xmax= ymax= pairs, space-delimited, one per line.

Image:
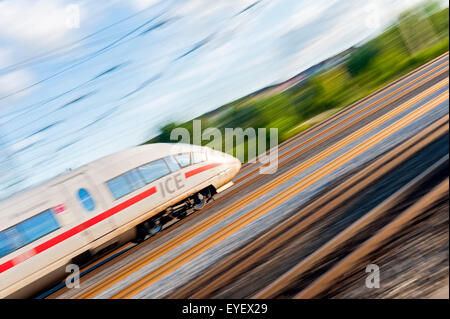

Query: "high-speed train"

xmin=0 ymin=143 xmax=241 ymax=298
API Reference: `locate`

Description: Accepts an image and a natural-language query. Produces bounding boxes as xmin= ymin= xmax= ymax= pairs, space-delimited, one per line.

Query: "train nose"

xmin=232 ymin=158 xmax=242 ymax=174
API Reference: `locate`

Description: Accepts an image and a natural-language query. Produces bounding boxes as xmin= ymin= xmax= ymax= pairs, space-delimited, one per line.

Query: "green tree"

xmin=347 ymin=42 xmax=380 ymax=77
xmin=156 ymin=122 xmax=180 ymax=143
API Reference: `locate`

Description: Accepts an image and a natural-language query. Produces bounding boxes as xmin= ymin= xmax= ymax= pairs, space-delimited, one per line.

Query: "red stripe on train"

xmin=1 ymin=162 xmax=220 ymax=273
xmin=0 ymin=186 xmax=157 ymax=274
xmin=185 ymin=163 xmax=221 ymax=178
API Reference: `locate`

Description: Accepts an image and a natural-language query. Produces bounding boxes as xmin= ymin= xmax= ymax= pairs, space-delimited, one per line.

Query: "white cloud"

xmin=0 ymin=48 xmax=12 ymax=69
xmin=11 ymin=133 xmax=42 ymax=152
xmin=172 ymin=0 xmax=256 ymax=19
xmin=124 ymin=91 xmax=179 ymax=117
xmin=288 ymin=0 xmax=339 ymax=30
xmin=0 ymin=69 xmax=35 ymax=98
xmin=0 ymin=0 xmax=76 ymax=48
xmin=285 ymin=2 xmax=376 ymax=75
xmin=130 ymin=0 xmax=160 ymax=10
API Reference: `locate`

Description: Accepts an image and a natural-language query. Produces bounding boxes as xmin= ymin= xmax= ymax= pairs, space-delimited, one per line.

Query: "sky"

xmin=0 ymin=0 xmax=436 ymax=198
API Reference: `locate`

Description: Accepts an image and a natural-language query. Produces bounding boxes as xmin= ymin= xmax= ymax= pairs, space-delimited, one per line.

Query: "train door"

xmin=54 ymin=173 xmax=116 ymax=241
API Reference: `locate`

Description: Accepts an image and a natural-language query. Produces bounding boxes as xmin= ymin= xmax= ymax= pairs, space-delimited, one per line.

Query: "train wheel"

xmin=149 ymin=223 xmax=162 ymax=235
xmin=134 ymin=220 xmax=162 ymax=242
xmin=134 ymin=224 xmax=148 ymax=243
xmin=194 ymin=193 xmax=207 ymax=210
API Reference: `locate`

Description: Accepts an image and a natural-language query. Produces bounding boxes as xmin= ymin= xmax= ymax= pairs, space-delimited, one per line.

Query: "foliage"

xmin=347 ymin=42 xmax=381 ymax=77
xmin=145 ymin=2 xmax=449 ymax=161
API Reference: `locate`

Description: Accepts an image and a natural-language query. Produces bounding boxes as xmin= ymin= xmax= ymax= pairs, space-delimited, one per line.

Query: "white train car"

xmin=0 ymin=143 xmax=241 ymax=298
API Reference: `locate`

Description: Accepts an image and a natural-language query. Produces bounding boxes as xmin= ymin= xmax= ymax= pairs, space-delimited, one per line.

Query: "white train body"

xmin=0 ymin=143 xmax=241 ymax=298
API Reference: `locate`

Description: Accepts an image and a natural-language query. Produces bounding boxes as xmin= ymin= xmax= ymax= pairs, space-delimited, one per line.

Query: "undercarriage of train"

xmin=134 ymin=186 xmax=216 ymax=243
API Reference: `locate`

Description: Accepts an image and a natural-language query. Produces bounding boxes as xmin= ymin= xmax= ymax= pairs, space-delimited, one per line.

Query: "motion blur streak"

xmin=59 ymin=57 xmax=448 ymax=298
xmin=174 ymin=114 xmax=449 ymax=299
xmin=74 ymin=76 xmax=448 ymax=299
xmin=112 ymin=88 xmax=447 ymax=299
xmin=0 ymin=0 xmax=448 ymax=299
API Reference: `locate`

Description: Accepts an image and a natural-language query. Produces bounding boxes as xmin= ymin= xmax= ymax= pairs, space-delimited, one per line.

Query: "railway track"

xmin=256 ymin=152 xmax=448 ymax=299
xmin=46 ymin=52 xmax=449 ymax=299
xmin=293 ymin=177 xmax=448 ymax=299
xmin=171 ymin=115 xmax=449 ymax=298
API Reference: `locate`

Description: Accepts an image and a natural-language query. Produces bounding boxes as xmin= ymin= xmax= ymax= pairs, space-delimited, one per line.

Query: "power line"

xmin=0 ymin=12 xmax=167 ymax=102
xmin=0 ymin=0 xmax=268 ymax=196
xmin=0 ymin=1 xmax=165 ymax=75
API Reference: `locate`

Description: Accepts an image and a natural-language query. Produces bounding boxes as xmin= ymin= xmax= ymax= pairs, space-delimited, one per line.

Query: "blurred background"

xmin=0 ymin=0 xmax=448 ymax=200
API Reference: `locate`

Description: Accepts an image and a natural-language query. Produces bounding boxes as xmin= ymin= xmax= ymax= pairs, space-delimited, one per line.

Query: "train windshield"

xmin=193 ymin=152 xmax=207 ymax=164
xmin=164 ymin=156 xmax=180 ymax=172
xmin=175 ymin=153 xmax=191 ymax=167
xmin=138 ymin=160 xmax=171 ymax=184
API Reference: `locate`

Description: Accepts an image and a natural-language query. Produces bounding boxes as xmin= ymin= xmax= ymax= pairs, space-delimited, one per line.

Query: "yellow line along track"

xmin=110 ymin=84 xmax=449 ymax=299
xmin=77 ymin=78 xmax=448 ymax=299
xmin=75 ymin=77 xmax=448 ymax=299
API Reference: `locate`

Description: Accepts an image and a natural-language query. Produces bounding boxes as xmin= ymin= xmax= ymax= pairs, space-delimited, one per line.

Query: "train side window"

xmin=0 ymin=210 xmax=60 ymax=258
xmin=106 ymin=175 xmax=133 ymax=200
xmin=174 ymin=153 xmax=191 ymax=167
xmin=125 ymin=169 xmax=146 ymax=191
xmin=0 ymin=231 xmax=13 ymax=259
xmin=16 ymin=210 xmax=60 ymax=245
xmin=193 ymin=152 xmax=206 ymax=164
xmin=138 ymin=159 xmax=170 ymax=184
xmin=164 ymin=156 xmax=180 ymax=172
xmin=2 ymin=227 xmax=23 ymax=253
